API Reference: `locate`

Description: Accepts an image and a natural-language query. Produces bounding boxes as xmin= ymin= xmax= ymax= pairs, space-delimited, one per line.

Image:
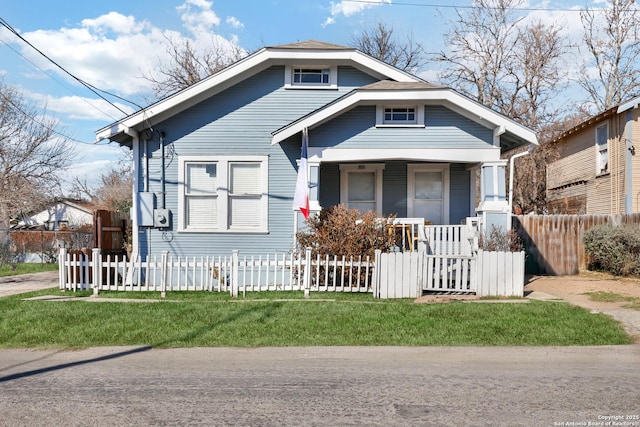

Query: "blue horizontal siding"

xmin=138 ymin=66 xmax=378 ymax=258
xmin=310 ymin=105 xmax=492 ymax=149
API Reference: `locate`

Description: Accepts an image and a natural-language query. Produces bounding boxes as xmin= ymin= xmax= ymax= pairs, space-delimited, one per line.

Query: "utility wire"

xmin=0 ymin=35 xmax=123 ymax=122
xmin=343 ymin=0 xmax=631 ymax=12
xmin=0 ymin=16 xmax=140 ymax=115
xmin=0 ymin=92 xmax=111 ymax=145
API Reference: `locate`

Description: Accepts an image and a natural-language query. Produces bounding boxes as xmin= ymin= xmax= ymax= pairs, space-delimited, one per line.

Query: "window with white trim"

xmin=340 ymin=164 xmax=385 ymax=214
xmin=179 ymin=156 xmax=268 ymax=232
xmin=284 ymin=65 xmax=337 ymax=89
xmin=294 ymin=68 xmax=329 ymax=85
xmin=596 ymin=123 xmax=609 ymax=175
xmin=376 ymin=105 xmax=425 ymax=126
xmin=385 ymin=107 xmax=416 ymax=124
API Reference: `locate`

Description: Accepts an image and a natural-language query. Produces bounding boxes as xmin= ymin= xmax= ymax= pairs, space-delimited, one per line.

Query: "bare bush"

xmin=296 ymin=205 xmax=399 ymax=258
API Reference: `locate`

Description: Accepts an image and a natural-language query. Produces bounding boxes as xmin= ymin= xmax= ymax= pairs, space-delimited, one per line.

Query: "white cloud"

xmin=80 ymin=12 xmax=145 ymax=35
xmin=177 ymin=0 xmax=221 ymax=36
xmin=322 ymin=17 xmax=335 ymax=28
xmin=326 ymin=0 xmax=391 ymax=22
xmin=226 ymin=16 xmax=244 ymax=29
xmin=12 ymin=0 xmax=241 ymax=101
xmin=20 ymin=17 xmax=167 ymax=97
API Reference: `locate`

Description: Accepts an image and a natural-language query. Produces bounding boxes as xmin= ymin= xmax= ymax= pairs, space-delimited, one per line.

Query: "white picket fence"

xmin=58 ymin=248 xmax=375 ymax=296
xmin=59 ymin=246 xmax=525 ymax=299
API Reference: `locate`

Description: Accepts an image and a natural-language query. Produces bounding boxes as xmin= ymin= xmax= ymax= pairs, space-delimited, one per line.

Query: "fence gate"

xmin=376 ymin=252 xmax=477 ymax=298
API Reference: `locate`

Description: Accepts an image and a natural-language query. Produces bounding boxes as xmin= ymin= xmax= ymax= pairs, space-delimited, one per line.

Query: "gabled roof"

xmin=550 ymin=96 xmax=640 ymax=144
xmin=96 ymin=40 xmax=421 ymax=145
xmin=271 ymin=81 xmax=538 ymax=148
xmin=269 ymin=40 xmax=349 ymax=50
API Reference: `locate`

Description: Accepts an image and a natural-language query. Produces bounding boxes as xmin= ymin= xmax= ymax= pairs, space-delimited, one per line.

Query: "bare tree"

xmin=435 ymin=1 xmax=572 ymax=214
xmin=71 ymin=167 xmax=133 ymax=214
xmin=0 ymin=81 xmax=74 ymax=241
xmin=436 ymin=0 xmax=522 ymax=112
xmin=509 ymin=109 xmax=591 ymax=215
xmin=502 ymin=21 xmax=570 ymax=131
xmin=142 ymin=33 xmax=246 ymax=99
xmin=579 ymin=0 xmax=640 ymax=112
xmin=350 ymin=22 xmax=425 ymax=72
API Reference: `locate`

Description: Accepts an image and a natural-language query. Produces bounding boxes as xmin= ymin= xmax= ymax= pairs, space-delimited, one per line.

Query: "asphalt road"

xmin=0 ymin=346 xmax=639 ymax=427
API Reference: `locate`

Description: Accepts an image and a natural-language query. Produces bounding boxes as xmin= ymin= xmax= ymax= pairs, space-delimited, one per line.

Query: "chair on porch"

xmin=392 ymin=218 xmax=429 ymax=252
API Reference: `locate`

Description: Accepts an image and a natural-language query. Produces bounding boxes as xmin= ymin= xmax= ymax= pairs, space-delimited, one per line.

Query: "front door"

xmin=340 ymin=164 xmax=384 ymax=214
xmin=408 ymin=164 xmax=449 ymax=224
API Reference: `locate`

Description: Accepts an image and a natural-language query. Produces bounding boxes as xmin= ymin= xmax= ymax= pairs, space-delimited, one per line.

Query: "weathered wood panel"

xmin=93 ymin=210 xmax=129 ymax=257
xmin=513 ymin=214 xmax=640 ymax=275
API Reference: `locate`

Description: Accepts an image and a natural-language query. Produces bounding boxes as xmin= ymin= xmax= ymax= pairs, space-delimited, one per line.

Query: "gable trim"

xmin=271 ymin=89 xmax=537 ymax=147
xmin=96 ymin=47 xmax=420 ymax=143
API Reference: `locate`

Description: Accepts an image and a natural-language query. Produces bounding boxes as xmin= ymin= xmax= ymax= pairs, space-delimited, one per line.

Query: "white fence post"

xmin=303 ymin=248 xmax=312 ymax=298
xmin=373 ymin=250 xmax=381 ymax=299
xmin=91 ymin=248 xmax=101 ymax=296
xmin=58 ymin=248 xmax=67 ymax=291
xmin=161 ymin=251 xmax=168 ymax=298
xmin=231 ymin=250 xmax=239 ymax=297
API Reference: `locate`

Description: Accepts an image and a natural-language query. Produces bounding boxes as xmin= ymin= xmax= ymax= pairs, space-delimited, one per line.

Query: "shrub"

xmin=478 ymin=225 xmax=523 ymax=252
xmin=584 ymin=224 xmax=640 ymax=276
xmin=296 ymin=204 xmax=399 ymax=258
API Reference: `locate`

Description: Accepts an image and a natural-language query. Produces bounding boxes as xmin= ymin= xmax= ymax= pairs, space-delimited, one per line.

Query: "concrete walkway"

xmin=0 ymin=270 xmax=59 ymax=297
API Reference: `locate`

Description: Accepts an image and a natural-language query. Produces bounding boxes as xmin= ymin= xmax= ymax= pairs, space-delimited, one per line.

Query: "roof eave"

xmin=271 ymin=88 xmax=538 ymax=147
xmin=96 ymin=47 xmax=420 ymax=144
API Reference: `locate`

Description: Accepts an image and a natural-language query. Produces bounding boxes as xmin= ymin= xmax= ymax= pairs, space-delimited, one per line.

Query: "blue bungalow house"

xmin=96 ymin=40 xmax=537 ymax=260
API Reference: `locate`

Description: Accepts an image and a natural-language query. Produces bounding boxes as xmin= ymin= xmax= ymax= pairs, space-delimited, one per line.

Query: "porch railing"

xmin=392 ymin=218 xmax=477 ymax=256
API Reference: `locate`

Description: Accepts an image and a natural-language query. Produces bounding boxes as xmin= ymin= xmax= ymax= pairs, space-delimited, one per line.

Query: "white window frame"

xmin=407 ymin=164 xmax=450 ymax=224
xmin=178 ymin=155 xmax=269 ymax=233
xmin=376 ymin=105 xmax=425 ymax=127
xmin=284 ymin=65 xmax=337 ymax=89
xmin=595 ymin=123 xmax=609 ymax=175
xmin=339 ymin=164 xmax=385 ymax=215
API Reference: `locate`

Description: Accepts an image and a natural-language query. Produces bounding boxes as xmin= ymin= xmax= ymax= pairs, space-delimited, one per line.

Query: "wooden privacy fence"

xmin=513 ymin=214 xmax=640 ymax=275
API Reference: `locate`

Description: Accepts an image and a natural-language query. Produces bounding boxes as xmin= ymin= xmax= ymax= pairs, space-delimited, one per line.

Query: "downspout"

xmin=160 ymin=132 xmax=166 ymax=210
xmin=124 ymin=127 xmax=140 ymax=260
xmin=625 ymin=110 xmax=634 ymax=213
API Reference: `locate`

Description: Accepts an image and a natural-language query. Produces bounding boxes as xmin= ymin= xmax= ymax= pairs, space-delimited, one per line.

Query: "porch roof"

xmin=270 ymin=82 xmax=538 ymax=150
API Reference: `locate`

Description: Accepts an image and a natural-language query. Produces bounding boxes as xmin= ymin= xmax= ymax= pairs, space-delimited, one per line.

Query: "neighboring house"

xmin=11 ymin=198 xmax=95 ymax=231
xmin=96 ymin=40 xmax=537 ymax=260
xmin=547 ymin=96 xmax=640 ymax=215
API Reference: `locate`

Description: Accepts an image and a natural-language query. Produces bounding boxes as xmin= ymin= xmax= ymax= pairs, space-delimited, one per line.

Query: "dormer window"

xmin=294 ymin=68 xmax=329 ymax=85
xmin=384 ymin=107 xmax=416 ymax=124
xmin=376 ymin=105 xmax=425 ymax=127
xmin=285 ymin=65 xmax=337 ymax=89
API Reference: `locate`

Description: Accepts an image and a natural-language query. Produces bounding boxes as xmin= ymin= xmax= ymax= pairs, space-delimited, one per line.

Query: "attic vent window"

xmin=294 ymin=68 xmax=329 ymax=85
xmin=384 ymin=107 xmax=416 ymax=124
xmin=285 ymin=65 xmax=337 ymax=89
xmin=376 ymin=105 xmax=425 ymax=127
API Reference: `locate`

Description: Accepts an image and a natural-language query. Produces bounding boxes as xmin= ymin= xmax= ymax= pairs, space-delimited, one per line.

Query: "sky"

xmin=0 ymin=0 xmax=609 ymax=194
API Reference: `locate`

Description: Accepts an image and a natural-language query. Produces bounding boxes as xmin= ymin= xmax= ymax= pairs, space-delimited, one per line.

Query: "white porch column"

xmin=309 ymin=160 xmax=321 ymax=212
xmin=476 ymin=160 xmax=510 ymax=232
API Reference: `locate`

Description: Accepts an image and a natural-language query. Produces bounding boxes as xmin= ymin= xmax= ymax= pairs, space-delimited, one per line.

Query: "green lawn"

xmin=0 ymin=263 xmax=58 ymax=277
xmin=0 ymin=288 xmax=631 ymax=349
